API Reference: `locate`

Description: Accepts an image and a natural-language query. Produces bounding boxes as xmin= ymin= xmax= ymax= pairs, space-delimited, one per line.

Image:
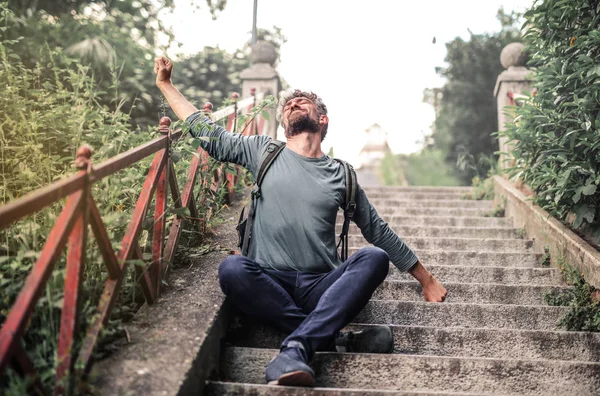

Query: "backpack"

xmin=236 ymin=140 xmax=357 ymax=261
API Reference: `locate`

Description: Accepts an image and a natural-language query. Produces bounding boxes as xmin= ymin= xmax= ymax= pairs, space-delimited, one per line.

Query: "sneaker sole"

xmin=268 ymin=370 xmax=315 ymax=387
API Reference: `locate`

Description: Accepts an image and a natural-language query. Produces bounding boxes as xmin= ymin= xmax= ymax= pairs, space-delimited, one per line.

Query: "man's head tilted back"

xmin=276 ymin=89 xmax=329 ymax=142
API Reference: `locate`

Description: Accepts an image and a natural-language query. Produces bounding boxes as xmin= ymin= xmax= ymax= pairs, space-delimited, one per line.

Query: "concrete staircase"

xmin=203 ymin=186 xmax=600 ymax=395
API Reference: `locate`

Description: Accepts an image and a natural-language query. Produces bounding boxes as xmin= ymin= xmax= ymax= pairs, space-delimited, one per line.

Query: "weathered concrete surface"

xmin=206 ymin=382 xmax=471 ymax=395
xmin=372 ymin=280 xmax=569 ymax=305
xmin=355 ymin=301 xmax=566 ymax=331
xmin=227 ymin=321 xmax=600 ymax=362
xmin=362 ymin=192 xmax=473 ymax=200
xmin=344 ymin=225 xmax=521 ymax=239
xmin=377 ymin=207 xmax=490 ymax=217
xmin=363 ymin=186 xmax=474 ymax=193
xmin=348 ymin=249 xmax=543 ymax=267
xmin=368 ymin=199 xmax=493 ymax=209
xmin=220 ymin=347 xmax=600 ymax=395
xmin=388 ymin=265 xmax=563 ymax=286
xmin=350 ymin=236 xmax=537 ymax=253
xmin=338 ymin=214 xmax=513 ymax=228
xmin=205 ymin=382 xmax=465 ymax=395
xmin=494 ymin=175 xmax=600 ymax=288
xmin=91 ymin=200 xmax=243 ymax=395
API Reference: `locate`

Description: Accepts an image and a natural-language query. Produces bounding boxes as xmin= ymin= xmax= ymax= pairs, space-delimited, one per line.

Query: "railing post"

xmin=225 ymin=93 xmax=240 ymax=202
xmin=55 ymin=145 xmax=92 ymax=395
xmin=152 ymin=117 xmax=170 ymax=298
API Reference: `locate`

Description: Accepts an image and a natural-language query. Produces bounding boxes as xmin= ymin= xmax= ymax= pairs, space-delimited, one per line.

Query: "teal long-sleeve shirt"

xmin=185 ymin=112 xmax=419 ymax=273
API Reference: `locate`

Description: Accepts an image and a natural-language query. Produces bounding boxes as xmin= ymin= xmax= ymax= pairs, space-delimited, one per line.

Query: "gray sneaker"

xmin=335 ymin=325 xmax=394 ymax=353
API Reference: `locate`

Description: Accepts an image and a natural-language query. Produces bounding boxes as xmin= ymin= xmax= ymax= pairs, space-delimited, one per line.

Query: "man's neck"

xmin=285 ymin=132 xmax=324 ymax=158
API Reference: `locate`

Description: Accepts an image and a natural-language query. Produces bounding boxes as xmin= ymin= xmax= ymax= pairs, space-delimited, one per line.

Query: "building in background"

xmin=357 ymin=123 xmax=391 ymax=169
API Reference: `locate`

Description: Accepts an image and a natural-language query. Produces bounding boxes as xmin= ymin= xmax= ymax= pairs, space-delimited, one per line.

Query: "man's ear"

xmin=319 ymin=114 xmax=329 ymax=126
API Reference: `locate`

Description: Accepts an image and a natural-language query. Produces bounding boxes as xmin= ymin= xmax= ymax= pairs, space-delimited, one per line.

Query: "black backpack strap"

xmin=334 ymin=158 xmax=357 ymax=261
xmin=241 ymin=140 xmax=286 ymax=255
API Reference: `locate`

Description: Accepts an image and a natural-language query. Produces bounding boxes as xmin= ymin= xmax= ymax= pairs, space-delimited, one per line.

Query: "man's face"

xmin=282 ymin=96 xmax=321 ymax=137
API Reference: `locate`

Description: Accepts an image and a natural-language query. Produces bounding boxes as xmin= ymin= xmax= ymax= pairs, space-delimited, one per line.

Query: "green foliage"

xmin=458 ymin=150 xmax=500 ymax=200
xmin=4 ymin=0 xmax=246 ymax=129
xmin=430 ymin=9 xmax=521 ymax=184
xmin=379 ymin=149 xmax=461 ymax=186
xmin=0 ymin=4 xmax=260 ymax=391
xmin=499 ymin=0 xmax=600 ymax=239
xmin=544 ymin=256 xmax=600 ymax=332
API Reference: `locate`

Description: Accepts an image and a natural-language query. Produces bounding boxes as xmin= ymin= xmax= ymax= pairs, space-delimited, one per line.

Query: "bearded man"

xmin=154 ymin=56 xmax=447 ymax=387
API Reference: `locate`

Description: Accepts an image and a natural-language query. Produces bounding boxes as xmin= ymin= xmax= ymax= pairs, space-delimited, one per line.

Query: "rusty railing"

xmin=0 ymin=91 xmax=266 ymax=393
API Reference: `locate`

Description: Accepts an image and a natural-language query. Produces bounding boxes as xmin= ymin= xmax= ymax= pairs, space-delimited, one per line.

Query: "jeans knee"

xmin=218 ymin=255 xmax=248 ymax=294
xmin=356 ymin=247 xmax=389 ymax=281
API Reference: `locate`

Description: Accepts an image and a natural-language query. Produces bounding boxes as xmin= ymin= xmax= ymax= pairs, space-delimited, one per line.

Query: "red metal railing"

xmin=0 ymin=91 xmax=267 ymax=393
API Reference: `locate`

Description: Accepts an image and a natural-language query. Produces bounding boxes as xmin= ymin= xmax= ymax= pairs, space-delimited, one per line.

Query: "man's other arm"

xmin=352 ymin=185 xmax=447 ymax=302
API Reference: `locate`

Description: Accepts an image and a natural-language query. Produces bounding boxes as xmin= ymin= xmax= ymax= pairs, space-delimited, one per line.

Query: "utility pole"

xmin=251 ymin=0 xmax=258 ymax=46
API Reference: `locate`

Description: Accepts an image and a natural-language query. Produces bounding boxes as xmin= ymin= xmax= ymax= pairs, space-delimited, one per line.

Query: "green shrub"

xmin=544 ymin=257 xmax=600 ymax=332
xmin=0 ymin=5 xmax=240 ymax=392
xmin=499 ymin=0 xmax=600 ymax=238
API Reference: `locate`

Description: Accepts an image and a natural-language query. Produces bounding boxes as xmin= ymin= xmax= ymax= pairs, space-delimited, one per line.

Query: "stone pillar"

xmin=240 ymin=41 xmax=281 ymax=139
xmin=494 ymin=42 xmax=533 ymax=170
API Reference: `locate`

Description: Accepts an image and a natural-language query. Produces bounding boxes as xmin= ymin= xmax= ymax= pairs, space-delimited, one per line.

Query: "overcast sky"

xmin=161 ymin=0 xmax=534 ymax=164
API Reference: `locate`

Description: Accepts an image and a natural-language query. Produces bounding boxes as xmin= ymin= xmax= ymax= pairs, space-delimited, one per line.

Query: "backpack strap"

xmin=241 ymin=140 xmax=286 ymax=255
xmin=334 ymin=158 xmax=357 ymax=261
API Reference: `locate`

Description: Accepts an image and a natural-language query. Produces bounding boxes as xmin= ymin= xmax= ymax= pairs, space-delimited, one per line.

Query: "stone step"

xmin=219 ymin=347 xmax=600 ymax=395
xmin=342 ymin=225 xmax=522 ymax=239
xmin=349 ymin=237 xmax=536 ymax=253
xmin=388 ymin=265 xmax=563 ymax=286
xmin=373 ymin=280 xmax=568 ymax=305
xmin=348 ymin=250 xmax=543 ymax=267
xmin=356 ymin=300 xmax=565 ymax=331
xmin=377 ymin=207 xmax=492 ymax=217
xmin=369 ymin=199 xmax=493 ymax=209
xmin=226 ymin=322 xmax=600 ymax=362
xmin=337 ymin=215 xmax=513 ymax=228
xmin=205 ymin=382 xmax=465 ymax=395
xmin=363 ymin=192 xmax=472 ymax=201
xmin=364 ymin=186 xmax=473 ymax=193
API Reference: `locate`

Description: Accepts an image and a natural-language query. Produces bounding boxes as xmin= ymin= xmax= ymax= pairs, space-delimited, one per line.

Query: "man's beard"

xmin=285 ymin=113 xmax=320 ymax=138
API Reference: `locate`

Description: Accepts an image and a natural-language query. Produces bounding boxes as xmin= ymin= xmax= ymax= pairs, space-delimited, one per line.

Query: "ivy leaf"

xmin=573 ymin=204 xmax=595 ymax=228
xmin=261 ymin=110 xmax=270 ymax=121
xmin=573 ymin=186 xmax=583 ymax=203
xmin=581 ymin=184 xmax=597 ymax=196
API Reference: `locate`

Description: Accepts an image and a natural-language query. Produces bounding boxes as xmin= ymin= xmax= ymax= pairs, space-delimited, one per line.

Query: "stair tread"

xmin=219 ymin=347 xmax=600 ymax=395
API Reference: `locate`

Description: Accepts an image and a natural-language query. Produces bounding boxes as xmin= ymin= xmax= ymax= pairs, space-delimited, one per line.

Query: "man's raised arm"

xmin=154 ymin=56 xmax=198 ymax=121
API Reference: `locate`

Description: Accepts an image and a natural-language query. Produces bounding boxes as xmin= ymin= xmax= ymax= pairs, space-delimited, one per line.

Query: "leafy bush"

xmin=545 ymin=256 xmax=600 ymax=332
xmin=0 ymin=5 xmax=242 ymax=392
xmin=500 ymin=0 xmax=600 ymax=237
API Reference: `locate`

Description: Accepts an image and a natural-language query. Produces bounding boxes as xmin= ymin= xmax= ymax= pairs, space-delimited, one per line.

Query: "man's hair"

xmin=276 ymin=89 xmax=329 ymax=141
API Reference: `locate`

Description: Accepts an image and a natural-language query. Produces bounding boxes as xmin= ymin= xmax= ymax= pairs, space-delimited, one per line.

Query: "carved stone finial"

xmin=500 ymin=42 xmax=528 ymax=69
xmin=231 ymin=92 xmax=240 ymax=100
xmin=250 ymin=88 xmax=256 ymax=96
xmin=250 ymin=41 xmax=277 ymax=66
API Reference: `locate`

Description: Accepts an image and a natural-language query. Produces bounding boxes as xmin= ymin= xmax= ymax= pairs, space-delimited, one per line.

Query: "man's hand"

xmin=409 ymin=261 xmax=447 ymax=302
xmin=154 ymin=56 xmax=173 ymax=87
xmin=421 ymin=275 xmax=447 ymax=302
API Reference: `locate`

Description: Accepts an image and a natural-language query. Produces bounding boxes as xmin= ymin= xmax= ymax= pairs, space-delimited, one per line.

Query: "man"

xmin=154 ymin=56 xmax=447 ymax=387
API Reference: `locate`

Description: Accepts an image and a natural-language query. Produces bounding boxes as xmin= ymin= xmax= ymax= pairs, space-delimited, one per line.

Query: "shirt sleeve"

xmin=184 ymin=111 xmax=271 ymax=174
xmin=352 ymin=185 xmax=419 ymax=272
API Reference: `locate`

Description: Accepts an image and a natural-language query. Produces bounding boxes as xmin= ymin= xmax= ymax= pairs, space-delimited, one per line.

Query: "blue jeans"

xmin=218 ymin=247 xmax=390 ymax=359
